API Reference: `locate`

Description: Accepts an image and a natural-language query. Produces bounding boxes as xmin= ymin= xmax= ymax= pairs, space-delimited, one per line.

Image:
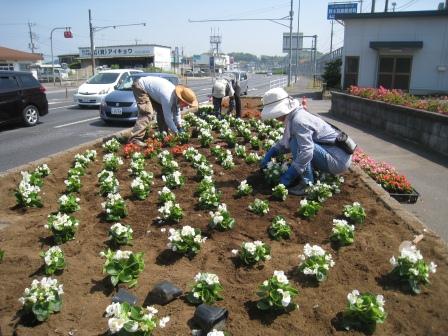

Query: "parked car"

xmin=0 ymin=71 xmax=48 ymax=127
xmin=99 ymin=72 xmax=180 ymax=124
xmin=74 ymin=69 xmax=142 ymax=107
xmin=38 ymin=67 xmax=69 ymax=82
xmin=222 ymin=71 xmax=249 ymax=95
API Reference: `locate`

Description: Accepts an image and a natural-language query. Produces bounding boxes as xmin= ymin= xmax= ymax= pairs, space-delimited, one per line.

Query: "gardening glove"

xmin=279 ymin=165 xmax=300 ymax=187
xmin=260 ymin=147 xmax=279 ymax=169
xmin=177 ymin=127 xmax=184 ymax=133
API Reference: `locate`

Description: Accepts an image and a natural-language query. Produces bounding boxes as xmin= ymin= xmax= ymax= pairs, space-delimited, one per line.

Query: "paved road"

xmin=0 ymin=74 xmax=285 ymax=172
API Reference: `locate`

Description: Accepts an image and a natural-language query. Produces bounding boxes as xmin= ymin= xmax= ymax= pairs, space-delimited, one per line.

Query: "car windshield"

xmin=117 ymin=76 xmax=135 ymax=91
xmin=87 ymin=72 xmax=120 ymax=84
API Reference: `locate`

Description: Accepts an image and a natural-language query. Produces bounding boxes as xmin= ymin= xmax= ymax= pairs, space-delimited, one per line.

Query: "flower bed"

xmin=0 ymin=116 xmax=448 ymax=335
xmin=348 ymin=86 xmax=448 ymax=116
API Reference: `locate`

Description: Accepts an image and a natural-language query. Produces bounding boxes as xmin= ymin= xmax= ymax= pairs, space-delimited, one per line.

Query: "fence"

xmin=39 ymin=68 xmax=91 ymax=87
xmin=269 ymin=77 xmax=287 ymax=89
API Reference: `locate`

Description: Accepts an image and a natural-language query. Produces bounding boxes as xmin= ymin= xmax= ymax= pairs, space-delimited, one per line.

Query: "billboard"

xmin=327 ymin=3 xmax=358 ymax=20
xmin=282 ymin=33 xmax=304 ymax=53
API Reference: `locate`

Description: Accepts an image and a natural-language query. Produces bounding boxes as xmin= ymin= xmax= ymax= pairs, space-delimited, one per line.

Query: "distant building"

xmin=0 ymin=46 xmax=42 ymax=71
xmin=77 ymin=44 xmax=171 ymax=71
xmin=336 ymin=10 xmax=448 ymax=94
xmin=58 ymin=53 xmax=79 ymax=67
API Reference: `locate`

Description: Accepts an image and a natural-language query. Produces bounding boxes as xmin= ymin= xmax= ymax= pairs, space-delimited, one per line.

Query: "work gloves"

xmin=279 ymin=165 xmax=299 ymax=187
xmin=260 ymin=147 xmax=279 ymax=169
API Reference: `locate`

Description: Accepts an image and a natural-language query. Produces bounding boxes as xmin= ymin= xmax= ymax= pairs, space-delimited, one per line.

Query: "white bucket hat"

xmin=261 ymin=88 xmax=296 ymax=120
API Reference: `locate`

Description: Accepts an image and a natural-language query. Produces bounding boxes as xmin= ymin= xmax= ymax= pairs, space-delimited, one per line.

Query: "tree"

xmin=322 ymin=58 xmax=342 ymax=89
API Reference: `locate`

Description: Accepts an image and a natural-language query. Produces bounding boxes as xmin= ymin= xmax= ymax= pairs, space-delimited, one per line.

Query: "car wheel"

xmin=22 ymin=105 xmax=39 ymax=126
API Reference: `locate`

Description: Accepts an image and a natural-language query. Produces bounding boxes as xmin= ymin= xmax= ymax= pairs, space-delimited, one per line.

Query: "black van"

xmin=0 ymin=71 xmax=48 ymax=127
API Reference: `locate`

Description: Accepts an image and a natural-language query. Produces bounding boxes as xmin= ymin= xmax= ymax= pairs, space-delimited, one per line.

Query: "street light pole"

xmin=51 ymin=26 xmax=71 ymax=86
xmin=294 ymin=0 xmax=301 ymax=82
xmin=88 ymin=9 xmax=146 ymax=76
xmin=287 ymin=0 xmax=294 ymax=86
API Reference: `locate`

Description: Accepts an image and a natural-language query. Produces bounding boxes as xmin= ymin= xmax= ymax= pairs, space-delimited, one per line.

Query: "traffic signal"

xmin=64 ymin=30 xmax=73 ymax=38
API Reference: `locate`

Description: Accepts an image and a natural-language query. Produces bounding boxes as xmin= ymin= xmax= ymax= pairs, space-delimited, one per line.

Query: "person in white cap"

xmin=129 ymin=76 xmax=198 ymax=146
xmin=260 ymin=88 xmax=353 ymax=195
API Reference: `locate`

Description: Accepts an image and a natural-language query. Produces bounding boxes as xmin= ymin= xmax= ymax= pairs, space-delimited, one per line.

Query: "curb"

xmin=350 ymin=165 xmax=447 ymax=247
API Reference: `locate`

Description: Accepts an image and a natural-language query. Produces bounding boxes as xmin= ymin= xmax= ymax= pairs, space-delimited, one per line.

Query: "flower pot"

xmin=193 ymin=304 xmax=228 ymax=332
xmin=389 ymin=188 xmax=419 ymax=204
xmin=147 ymin=281 xmax=182 ymax=305
xmin=112 ymin=287 xmax=138 ymax=305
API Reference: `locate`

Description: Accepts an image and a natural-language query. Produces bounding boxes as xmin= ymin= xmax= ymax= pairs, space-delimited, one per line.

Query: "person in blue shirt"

xmin=260 ymin=88 xmax=353 ymax=195
xmin=129 ymin=76 xmax=198 ymax=146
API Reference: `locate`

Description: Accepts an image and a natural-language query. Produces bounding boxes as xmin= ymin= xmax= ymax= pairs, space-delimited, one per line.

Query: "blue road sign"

xmin=327 ymin=3 xmax=358 ymax=20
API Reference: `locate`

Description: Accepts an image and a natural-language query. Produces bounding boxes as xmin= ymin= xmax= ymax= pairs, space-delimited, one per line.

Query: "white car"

xmin=74 ymin=69 xmax=142 ymax=107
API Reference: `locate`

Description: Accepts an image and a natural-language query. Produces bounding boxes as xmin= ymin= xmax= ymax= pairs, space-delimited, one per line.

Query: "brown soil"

xmin=1 ymin=135 xmax=448 ymax=336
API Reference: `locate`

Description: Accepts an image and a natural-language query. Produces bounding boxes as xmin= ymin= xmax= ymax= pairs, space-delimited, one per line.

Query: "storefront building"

xmin=0 ymin=46 xmax=42 ymax=71
xmin=337 ymin=10 xmax=448 ymax=94
xmin=78 ymin=44 xmax=171 ymax=71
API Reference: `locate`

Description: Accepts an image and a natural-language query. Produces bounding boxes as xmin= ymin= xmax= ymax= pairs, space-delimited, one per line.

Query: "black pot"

xmin=193 ymin=304 xmax=228 ymax=332
xmin=112 ymin=288 xmax=138 ymax=306
xmin=147 ymin=281 xmax=183 ymax=305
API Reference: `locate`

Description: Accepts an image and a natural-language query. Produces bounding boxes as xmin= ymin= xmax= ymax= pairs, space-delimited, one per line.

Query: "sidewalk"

xmin=286 ymin=80 xmax=448 ymax=242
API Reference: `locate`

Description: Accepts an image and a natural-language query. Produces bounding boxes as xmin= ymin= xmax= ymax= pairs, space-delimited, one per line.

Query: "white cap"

xmin=261 ymin=88 xmax=295 ymax=120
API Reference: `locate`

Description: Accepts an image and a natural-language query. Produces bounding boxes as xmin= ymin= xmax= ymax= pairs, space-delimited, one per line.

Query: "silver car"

xmin=99 ymin=73 xmax=180 ymax=124
xmin=222 ymin=71 xmax=249 ymax=95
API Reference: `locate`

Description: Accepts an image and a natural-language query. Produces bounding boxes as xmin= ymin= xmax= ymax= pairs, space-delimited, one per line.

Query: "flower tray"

xmin=389 ymin=188 xmax=419 ymax=204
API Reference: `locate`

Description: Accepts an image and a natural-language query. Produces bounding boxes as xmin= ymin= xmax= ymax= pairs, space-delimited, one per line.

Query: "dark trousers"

xmin=229 ymin=84 xmax=242 ymax=118
xmin=212 ymin=97 xmax=223 ymax=118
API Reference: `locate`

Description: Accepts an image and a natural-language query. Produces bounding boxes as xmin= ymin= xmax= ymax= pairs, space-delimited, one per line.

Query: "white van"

xmin=74 ymin=69 xmax=142 ymax=107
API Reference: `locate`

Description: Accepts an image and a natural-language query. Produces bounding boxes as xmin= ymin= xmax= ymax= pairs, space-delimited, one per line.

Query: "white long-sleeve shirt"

xmin=137 ymin=76 xmax=181 ymax=133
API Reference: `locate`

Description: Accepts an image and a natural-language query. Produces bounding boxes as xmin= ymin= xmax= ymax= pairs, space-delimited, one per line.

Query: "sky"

xmin=0 ymin=0 xmax=442 ymax=61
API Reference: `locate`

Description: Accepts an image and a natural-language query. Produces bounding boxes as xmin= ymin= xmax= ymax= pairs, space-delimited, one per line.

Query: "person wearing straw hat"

xmin=129 ymin=76 xmax=198 ymax=146
xmin=260 ymin=88 xmax=352 ymax=195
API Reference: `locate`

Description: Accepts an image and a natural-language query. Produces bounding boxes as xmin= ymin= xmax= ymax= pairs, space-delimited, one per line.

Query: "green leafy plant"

xmin=162 ymin=171 xmax=185 ymax=189
xmin=235 ymin=180 xmax=253 ymax=197
xmin=102 ymin=193 xmax=128 ymax=222
xmin=99 ymin=174 xmax=120 ymax=196
xmin=343 ymin=202 xmax=366 ymax=224
xmin=45 ymin=213 xmax=79 ymax=244
xmin=102 ymin=138 xmax=121 ymax=153
xmin=306 ymin=181 xmax=333 ymax=203
xmin=109 ymin=223 xmax=133 ymax=245
xmin=298 ymin=244 xmax=335 ymax=282
xmin=19 ymin=277 xmax=63 ymax=321
xmin=167 ymin=226 xmax=206 ymax=256
xmin=272 ymin=183 xmax=288 ymax=201
xmin=269 ymin=216 xmax=292 ymax=240
xmin=209 ymin=203 xmax=235 ymax=231
xmin=158 ymin=186 xmax=176 ymax=203
xmin=330 ymin=219 xmax=355 ymax=246
xmin=158 ymin=201 xmax=183 ymax=222
xmin=131 ymin=176 xmax=151 ymax=200
xmin=234 ymin=144 xmax=247 ymax=158
xmin=248 ymin=198 xmax=269 ymax=215
xmin=15 ymin=176 xmax=42 ymax=208
xmin=103 ymin=153 xmax=124 ymax=172
xmin=245 ymin=152 xmax=261 ymax=164
xmin=64 ymin=174 xmax=82 ymax=193
xmin=187 ymin=272 xmax=224 ymax=305
xmin=297 ymin=199 xmax=321 ymax=218
xmin=198 ymin=186 xmax=221 ymax=210
xmin=40 ymin=246 xmax=65 ymax=275
xmin=232 ymin=241 xmax=271 ymax=266
xmin=101 ymin=249 xmax=144 ymax=287
xmin=256 ymin=271 xmax=298 ymax=311
xmin=34 ymin=163 xmax=51 ymax=178
xmin=342 ymin=290 xmax=387 ymax=332
xmin=105 ymin=302 xmax=170 ymax=335
xmin=58 ymin=193 xmax=80 ymax=213
xmin=250 ymin=136 xmax=261 ymax=150
xmin=389 ymin=244 xmax=437 ymax=294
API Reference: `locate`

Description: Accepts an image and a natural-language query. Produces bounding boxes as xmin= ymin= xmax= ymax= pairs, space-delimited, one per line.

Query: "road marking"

xmin=248 ymin=88 xmax=257 ymax=91
xmin=201 ymin=88 xmax=209 ymax=91
xmin=54 ymin=117 xmax=100 ymax=128
xmin=49 ymin=100 xmax=72 ymax=105
xmin=49 ymin=104 xmax=77 ymax=110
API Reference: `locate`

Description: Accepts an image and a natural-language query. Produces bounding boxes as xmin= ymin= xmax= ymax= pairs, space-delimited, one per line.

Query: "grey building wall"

xmin=342 ymin=16 xmax=448 ymax=94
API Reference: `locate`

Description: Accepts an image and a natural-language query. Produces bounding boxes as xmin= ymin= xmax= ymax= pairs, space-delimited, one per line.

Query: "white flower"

xmin=128 ymin=321 xmax=139 ymax=332
xmin=376 ymin=295 xmax=385 ymax=307
xmin=108 ymin=317 xmax=126 ymax=333
xmin=231 ymin=249 xmax=238 ymax=256
xmin=273 ymin=270 xmax=289 ymax=285
xmin=160 ymin=228 xmax=166 ymax=233
xmin=389 ymin=256 xmax=398 ymax=267
xmin=159 ymin=316 xmax=170 ymax=328
xmin=105 ymin=302 xmax=121 ymax=317
xmin=400 ymin=244 xmax=423 ymax=263
xmin=429 ymin=261 xmax=437 ymax=273
xmin=207 ymin=330 xmax=225 ymax=336
xmin=347 ymin=289 xmax=360 ymax=305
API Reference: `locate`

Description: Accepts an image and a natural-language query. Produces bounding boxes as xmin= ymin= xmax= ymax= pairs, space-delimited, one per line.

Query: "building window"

xmin=344 ymin=56 xmax=359 ymax=89
xmin=0 ymin=63 xmax=14 ymax=71
xmin=378 ymin=56 xmax=412 ymax=90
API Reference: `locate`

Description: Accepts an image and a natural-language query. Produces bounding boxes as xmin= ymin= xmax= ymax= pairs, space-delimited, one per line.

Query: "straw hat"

xmin=175 ymin=85 xmax=198 ymax=107
xmin=261 ymin=88 xmax=295 ymax=120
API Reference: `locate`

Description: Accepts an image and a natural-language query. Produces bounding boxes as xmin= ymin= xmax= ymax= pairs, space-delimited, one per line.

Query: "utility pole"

xmin=89 ymin=9 xmax=95 ymax=75
xmin=330 ymin=19 xmax=334 ymax=54
xmin=384 ymin=0 xmax=389 ymax=12
xmin=294 ymin=0 xmax=301 ymax=82
xmin=287 ymin=0 xmax=294 ymax=86
xmin=28 ymin=22 xmax=37 ymax=53
xmin=88 ymin=9 xmax=146 ymax=76
xmin=371 ymin=0 xmax=376 ymax=13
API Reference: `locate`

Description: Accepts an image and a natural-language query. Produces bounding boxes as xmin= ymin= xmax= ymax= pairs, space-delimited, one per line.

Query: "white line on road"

xmin=49 ymin=104 xmax=77 ymax=110
xmin=201 ymin=88 xmax=209 ymax=91
xmin=49 ymin=100 xmax=73 ymax=105
xmin=54 ymin=117 xmax=100 ymax=128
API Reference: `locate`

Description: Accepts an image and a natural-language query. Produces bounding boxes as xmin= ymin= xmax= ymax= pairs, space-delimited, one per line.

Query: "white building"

xmin=0 ymin=46 xmax=42 ymax=71
xmin=78 ymin=44 xmax=171 ymax=71
xmin=337 ymin=10 xmax=448 ymax=94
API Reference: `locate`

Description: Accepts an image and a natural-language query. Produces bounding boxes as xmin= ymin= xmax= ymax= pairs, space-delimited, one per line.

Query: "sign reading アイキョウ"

xmin=78 ymin=45 xmax=155 ymax=59
xmin=327 ymin=3 xmax=358 ymax=20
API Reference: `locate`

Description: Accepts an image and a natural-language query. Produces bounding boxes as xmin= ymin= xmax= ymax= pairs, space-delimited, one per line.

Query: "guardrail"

xmin=269 ymin=77 xmax=287 ymax=90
